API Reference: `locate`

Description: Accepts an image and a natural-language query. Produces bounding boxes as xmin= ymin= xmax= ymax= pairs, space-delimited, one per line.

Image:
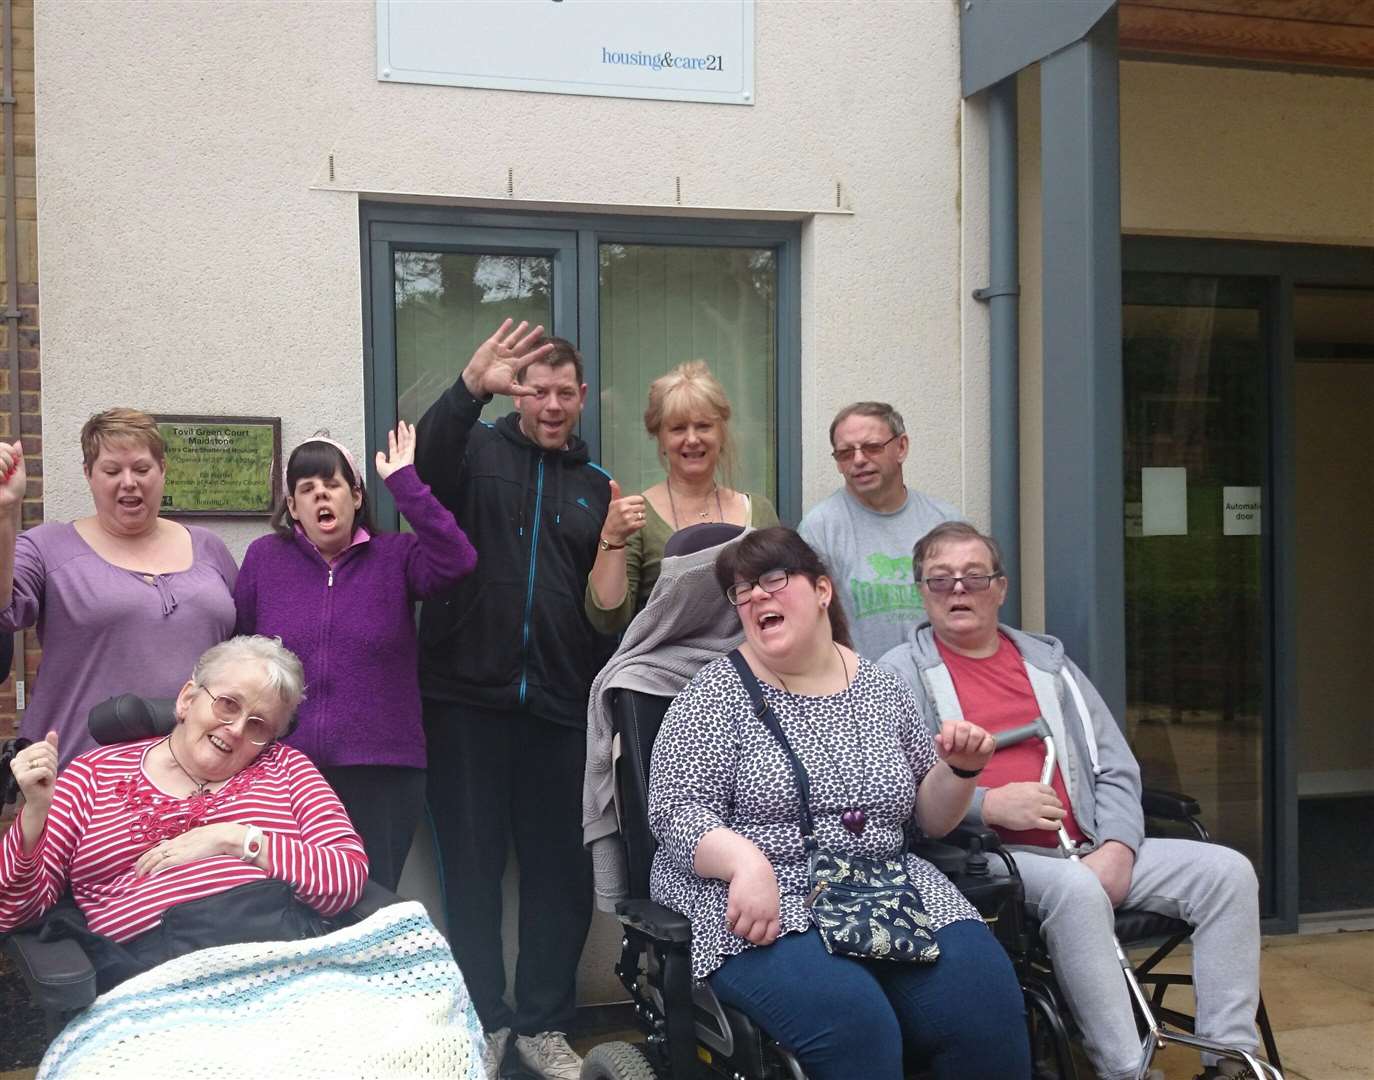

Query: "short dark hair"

xmin=828 ymin=401 xmax=906 ymax=446
xmin=912 ymin=521 xmax=1005 ymax=582
xmin=271 ymin=438 xmax=378 ymax=540
xmin=518 ymin=335 xmax=584 ymax=384
xmin=714 ymin=526 xmax=852 ymax=649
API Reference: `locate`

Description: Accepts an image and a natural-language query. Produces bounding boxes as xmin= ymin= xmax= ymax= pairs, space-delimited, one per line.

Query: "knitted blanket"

xmin=582 ymin=534 xmax=746 ymax=910
xmin=37 ymin=901 xmax=484 ymax=1080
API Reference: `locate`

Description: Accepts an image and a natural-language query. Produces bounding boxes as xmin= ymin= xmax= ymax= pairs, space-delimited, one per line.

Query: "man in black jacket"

xmin=415 ymin=320 xmax=615 ymax=1080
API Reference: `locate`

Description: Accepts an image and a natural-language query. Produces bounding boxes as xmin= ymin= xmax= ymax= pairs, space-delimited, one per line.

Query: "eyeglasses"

xmin=917 ymin=572 xmax=1004 ymax=594
xmin=199 ymin=685 xmax=276 ymax=746
xmin=831 ymin=433 xmax=900 ymax=465
xmin=726 ymin=567 xmax=793 ymax=606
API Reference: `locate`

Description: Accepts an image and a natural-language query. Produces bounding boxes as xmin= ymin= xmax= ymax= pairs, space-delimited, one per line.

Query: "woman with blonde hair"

xmin=0 ymin=409 xmax=238 ymax=765
xmin=585 ymin=360 xmax=777 ymax=634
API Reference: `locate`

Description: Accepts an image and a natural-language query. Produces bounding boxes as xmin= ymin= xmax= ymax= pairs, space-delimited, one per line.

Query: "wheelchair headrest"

xmin=89 ymin=695 xmax=178 ymax=745
xmin=663 ymin=522 xmax=745 ymax=560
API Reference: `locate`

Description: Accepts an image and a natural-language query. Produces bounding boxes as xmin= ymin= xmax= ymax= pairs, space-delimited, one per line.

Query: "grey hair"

xmin=828 ymin=401 xmax=906 ymax=445
xmin=912 ymin=521 xmax=1005 ymax=582
xmin=192 ymin=635 xmax=307 ymax=729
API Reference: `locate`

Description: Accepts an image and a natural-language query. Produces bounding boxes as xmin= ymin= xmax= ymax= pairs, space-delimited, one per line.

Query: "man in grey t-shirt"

xmin=799 ymin=401 xmax=961 ymax=660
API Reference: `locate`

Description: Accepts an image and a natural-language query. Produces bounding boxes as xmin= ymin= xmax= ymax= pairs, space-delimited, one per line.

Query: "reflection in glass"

xmin=1122 ymin=274 xmax=1268 ymax=898
xmin=599 ymin=244 xmax=777 ymax=503
xmin=394 ymin=251 xmax=553 ymax=426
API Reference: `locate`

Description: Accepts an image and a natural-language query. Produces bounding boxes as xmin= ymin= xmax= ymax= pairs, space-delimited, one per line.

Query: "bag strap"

xmin=726 ymin=649 xmax=817 ymax=846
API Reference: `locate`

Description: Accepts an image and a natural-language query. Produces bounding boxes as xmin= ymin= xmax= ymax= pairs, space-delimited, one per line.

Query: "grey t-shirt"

xmin=799 ymin=487 xmax=961 ymax=661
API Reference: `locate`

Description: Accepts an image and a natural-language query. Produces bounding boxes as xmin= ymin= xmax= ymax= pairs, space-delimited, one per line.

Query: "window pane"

xmin=394 ymin=251 xmax=553 ymax=426
xmin=1122 ymin=274 xmax=1269 ymax=895
xmin=598 ymin=244 xmax=776 ymax=502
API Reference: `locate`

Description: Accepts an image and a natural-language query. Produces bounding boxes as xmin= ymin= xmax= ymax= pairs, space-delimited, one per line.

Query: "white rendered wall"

xmin=35 ymin=0 xmax=989 ymax=1005
xmin=1017 ymin=60 xmax=1374 ymax=632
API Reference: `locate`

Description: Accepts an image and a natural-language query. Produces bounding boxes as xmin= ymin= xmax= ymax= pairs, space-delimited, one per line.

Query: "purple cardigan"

xmin=233 ymin=466 xmax=477 ymax=769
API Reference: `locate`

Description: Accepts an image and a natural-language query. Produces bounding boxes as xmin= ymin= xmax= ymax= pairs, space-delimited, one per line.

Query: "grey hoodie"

xmin=878 ymin=621 xmax=1145 ymax=853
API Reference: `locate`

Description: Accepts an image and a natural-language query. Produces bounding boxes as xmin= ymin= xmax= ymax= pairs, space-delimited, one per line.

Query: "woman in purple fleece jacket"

xmin=234 ymin=422 xmax=476 ymax=890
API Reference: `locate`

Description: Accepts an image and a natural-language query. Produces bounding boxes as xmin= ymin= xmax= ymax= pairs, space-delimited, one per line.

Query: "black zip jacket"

xmin=414 ymin=378 xmax=617 ymax=727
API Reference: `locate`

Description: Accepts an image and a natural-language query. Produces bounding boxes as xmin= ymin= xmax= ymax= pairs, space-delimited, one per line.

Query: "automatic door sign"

xmin=1222 ymin=487 xmax=1261 ymax=536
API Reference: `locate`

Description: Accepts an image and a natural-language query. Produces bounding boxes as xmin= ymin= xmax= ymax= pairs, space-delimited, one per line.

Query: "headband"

xmin=284 ymin=435 xmax=363 ymax=493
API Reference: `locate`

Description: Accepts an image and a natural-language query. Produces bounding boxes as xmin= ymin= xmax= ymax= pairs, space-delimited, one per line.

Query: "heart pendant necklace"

xmin=762 ymin=644 xmax=869 ymax=835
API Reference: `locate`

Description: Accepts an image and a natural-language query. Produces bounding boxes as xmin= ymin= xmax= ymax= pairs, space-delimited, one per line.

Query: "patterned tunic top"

xmin=648 ymin=655 xmax=979 ymax=979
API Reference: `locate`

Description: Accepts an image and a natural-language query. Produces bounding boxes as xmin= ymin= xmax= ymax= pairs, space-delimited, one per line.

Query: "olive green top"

xmin=584 ymin=492 xmax=779 ymax=635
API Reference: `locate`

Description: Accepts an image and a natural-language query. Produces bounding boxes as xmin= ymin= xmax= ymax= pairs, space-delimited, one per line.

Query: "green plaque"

xmin=154 ymin=415 xmax=282 ymax=516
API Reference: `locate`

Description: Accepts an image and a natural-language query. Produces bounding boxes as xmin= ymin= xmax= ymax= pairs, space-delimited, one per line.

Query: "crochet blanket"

xmin=38 ymin=901 xmax=484 ymax=1080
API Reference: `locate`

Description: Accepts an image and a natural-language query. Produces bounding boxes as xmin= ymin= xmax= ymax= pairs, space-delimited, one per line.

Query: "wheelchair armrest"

xmin=615 ymin=898 xmax=692 ymax=944
xmin=349 ymin=880 xmax=401 ymax=920
xmin=1141 ymin=788 xmax=1202 ymax=822
xmin=946 ymin=822 xmax=1005 ymax=852
xmin=912 ymin=838 xmax=975 ymax=879
xmin=2 ymin=927 xmax=98 ymax=1014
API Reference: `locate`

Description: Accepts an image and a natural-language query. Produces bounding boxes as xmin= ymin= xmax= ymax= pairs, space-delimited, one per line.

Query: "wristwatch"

xmin=947 ymin=763 xmax=984 ymax=779
xmin=599 ymin=536 xmax=626 ymax=551
xmin=241 ymin=824 xmax=265 ymax=861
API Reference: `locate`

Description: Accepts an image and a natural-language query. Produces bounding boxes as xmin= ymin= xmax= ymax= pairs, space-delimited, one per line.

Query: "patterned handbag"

xmin=726 ymin=651 xmax=940 ymax=964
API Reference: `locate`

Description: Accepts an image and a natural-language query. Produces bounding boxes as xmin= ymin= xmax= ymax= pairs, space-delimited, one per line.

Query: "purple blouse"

xmin=0 ymin=522 xmax=238 ymax=765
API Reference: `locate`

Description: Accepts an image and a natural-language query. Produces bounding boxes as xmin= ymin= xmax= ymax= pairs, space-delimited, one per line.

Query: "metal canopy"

xmin=959 ymin=0 xmax=1115 ymax=98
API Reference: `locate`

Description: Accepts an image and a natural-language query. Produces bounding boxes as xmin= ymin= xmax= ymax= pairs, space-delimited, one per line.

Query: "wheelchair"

xmin=1 ymin=693 xmax=399 ymax=1042
xmin=580 ymin=687 xmax=1053 ymax=1080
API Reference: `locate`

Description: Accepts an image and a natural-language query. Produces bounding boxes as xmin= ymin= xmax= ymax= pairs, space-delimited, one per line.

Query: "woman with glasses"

xmin=585 ymin=361 xmax=777 ymax=634
xmin=233 ymin=423 xmax=476 ymax=890
xmin=0 ymin=636 xmax=368 ymax=979
xmin=646 ymin=526 xmax=1031 ymax=1079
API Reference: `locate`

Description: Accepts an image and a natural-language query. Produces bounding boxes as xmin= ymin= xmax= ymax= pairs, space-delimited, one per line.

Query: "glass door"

xmin=1122 ymin=272 xmax=1273 ymax=910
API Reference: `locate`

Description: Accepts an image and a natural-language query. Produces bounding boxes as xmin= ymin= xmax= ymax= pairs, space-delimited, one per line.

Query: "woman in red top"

xmin=1 ymin=635 xmax=368 ymax=978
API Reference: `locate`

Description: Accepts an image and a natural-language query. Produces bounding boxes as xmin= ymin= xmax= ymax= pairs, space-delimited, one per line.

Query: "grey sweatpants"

xmin=1007 ymin=838 xmax=1260 ymax=1079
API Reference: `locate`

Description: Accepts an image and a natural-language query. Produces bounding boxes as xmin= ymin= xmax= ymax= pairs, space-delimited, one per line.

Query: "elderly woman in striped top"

xmin=0 ymin=635 xmax=368 ymax=982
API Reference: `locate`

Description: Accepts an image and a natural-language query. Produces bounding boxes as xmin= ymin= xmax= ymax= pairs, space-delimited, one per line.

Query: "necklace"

xmin=164 ymin=735 xmax=212 ymax=796
xmin=665 ymin=477 xmax=724 ymax=530
xmin=758 ymin=644 xmax=870 ymax=835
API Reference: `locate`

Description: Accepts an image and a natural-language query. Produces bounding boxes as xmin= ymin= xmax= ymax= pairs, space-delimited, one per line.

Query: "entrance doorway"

xmin=1294 ymin=286 xmax=1374 ymax=914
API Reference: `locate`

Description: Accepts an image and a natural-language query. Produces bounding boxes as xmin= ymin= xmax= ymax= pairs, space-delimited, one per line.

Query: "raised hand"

xmin=0 ymin=440 xmax=25 ymax=513
xmin=460 ymin=319 xmax=558 ymax=400
xmin=12 ymin=730 xmax=58 ymax=813
xmin=983 ymin=781 xmax=1067 ymax=832
xmin=374 ymin=421 xmax=416 ymax=481
xmin=935 ymin=719 xmax=996 ymax=774
xmin=600 ymin=479 xmax=647 ymax=547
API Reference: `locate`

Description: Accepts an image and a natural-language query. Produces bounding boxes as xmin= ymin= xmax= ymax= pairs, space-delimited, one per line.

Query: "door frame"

xmin=1123 ymin=236 xmax=1374 ymax=931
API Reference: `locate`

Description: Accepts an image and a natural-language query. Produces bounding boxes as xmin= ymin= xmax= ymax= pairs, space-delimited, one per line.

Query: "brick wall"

xmin=1 ymin=0 xmax=41 ymax=751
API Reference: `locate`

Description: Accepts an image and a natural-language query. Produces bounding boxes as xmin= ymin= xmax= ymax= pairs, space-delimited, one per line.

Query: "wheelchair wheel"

xmin=580 ymin=1041 xmax=658 ymax=1080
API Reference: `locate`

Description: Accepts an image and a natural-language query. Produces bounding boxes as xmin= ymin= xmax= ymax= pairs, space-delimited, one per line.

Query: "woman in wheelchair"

xmin=0 ymin=635 xmax=369 ymax=982
xmin=647 ymin=528 xmax=1031 ymax=1079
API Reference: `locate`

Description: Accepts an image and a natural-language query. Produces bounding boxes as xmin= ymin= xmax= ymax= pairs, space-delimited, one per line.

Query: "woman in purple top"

xmin=234 ymin=422 xmax=477 ymax=890
xmin=0 ymin=409 xmax=238 ymax=767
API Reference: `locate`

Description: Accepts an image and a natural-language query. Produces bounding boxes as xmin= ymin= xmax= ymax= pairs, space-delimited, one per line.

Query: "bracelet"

xmin=599 ymin=536 xmax=626 ymax=551
xmin=947 ymin=762 xmax=984 ymax=779
xmin=242 ymin=824 xmax=264 ymax=861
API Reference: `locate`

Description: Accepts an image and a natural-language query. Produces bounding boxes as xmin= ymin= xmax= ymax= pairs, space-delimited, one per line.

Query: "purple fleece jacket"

xmin=233 ymin=466 xmax=477 ymax=769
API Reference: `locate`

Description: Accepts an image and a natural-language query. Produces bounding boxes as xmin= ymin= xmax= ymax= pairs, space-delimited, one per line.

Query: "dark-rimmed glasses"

xmin=200 ymin=685 xmax=275 ymax=746
xmin=726 ymin=567 xmax=793 ymax=606
xmin=917 ymin=572 xmax=1004 ymax=594
xmin=831 ymin=433 xmax=900 ymax=465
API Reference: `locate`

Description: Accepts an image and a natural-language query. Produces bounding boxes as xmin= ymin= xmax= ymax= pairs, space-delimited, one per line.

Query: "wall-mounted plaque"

xmin=153 ymin=415 xmax=281 ymax=517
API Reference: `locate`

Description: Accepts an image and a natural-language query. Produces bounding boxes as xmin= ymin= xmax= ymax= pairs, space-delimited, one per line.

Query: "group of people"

xmin=0 ymin=316 xmax=1264 ymax=1080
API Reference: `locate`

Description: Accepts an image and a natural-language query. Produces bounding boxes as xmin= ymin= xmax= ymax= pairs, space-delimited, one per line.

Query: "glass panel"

xmin=598 ymin=243 xmax=776 ymax=502
xmin=1122 ymin=274 xmax=1269 ymax=898
xmin=394 ymin=251 xmax=553 ymax=426
xmin=1294 ymin=286 xmax=1374 ymax=913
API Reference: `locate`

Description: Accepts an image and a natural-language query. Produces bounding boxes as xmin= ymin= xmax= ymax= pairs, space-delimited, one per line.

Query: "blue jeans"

xmin=709 ymin=920 xmax=1030 ymax=1080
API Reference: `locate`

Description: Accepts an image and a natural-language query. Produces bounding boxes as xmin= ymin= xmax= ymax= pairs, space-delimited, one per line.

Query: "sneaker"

xmin=481 ymin=1026 xmax=510 ymax=1080
xmin=514 ymin=1031 xmax=582 ymax=1080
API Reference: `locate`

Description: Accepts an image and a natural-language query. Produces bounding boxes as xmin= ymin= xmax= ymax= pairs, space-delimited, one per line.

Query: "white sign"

xmin=377 ymin=0 xmax=755 ymax=106
xmin=1223 ymin=486 xmax=1262 ymax=536
xmin=1141 ymin=467 xmax=1188 ymax=536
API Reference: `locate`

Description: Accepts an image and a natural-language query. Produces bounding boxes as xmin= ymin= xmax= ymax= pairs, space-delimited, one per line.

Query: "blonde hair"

xmin=643 ymin=361 xmax=736 ymax=486
xmin=80 ymin=408 xmax=165 ymax=473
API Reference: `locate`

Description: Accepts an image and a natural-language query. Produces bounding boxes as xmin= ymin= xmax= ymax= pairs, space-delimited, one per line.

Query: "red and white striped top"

xmin=0 ymin=737 xmax=369 ymax=943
